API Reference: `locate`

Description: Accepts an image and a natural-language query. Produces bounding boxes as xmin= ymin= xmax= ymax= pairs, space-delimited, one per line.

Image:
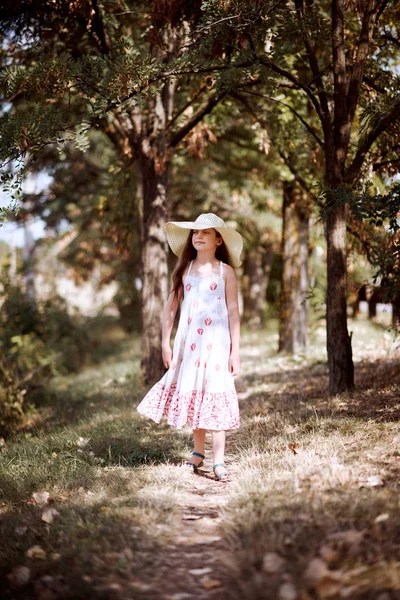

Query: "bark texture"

xmin=278 ymin=182 xmax=309 ymax=353
xmin=325 ymin=198 xmax=354 ymax=393
xmin=140 ymin=153 xmax=169 ymax=384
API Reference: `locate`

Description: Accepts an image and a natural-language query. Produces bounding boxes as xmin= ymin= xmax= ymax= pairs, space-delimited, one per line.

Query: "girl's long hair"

xmin=170 ymin=230 xmax=231 ymax=302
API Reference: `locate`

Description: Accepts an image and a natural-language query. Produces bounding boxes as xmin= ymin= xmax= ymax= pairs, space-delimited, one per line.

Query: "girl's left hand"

xmin=228 ymin=353 xmax=240 ymax=376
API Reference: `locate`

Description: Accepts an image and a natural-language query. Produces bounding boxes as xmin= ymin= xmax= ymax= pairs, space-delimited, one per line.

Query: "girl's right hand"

xmin=162 ymin=345 xmax=173 ymax=369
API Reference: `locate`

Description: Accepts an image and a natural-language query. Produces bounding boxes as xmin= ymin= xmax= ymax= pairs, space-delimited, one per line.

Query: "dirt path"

xmin=113 ymin=433 xmax=237 ymax=600
xmin=133 ymin=443 xmax=236 ymax=600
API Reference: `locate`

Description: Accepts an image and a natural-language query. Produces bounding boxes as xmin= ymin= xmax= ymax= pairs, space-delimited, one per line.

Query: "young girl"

xmin=137 ymin=213 xmax=242 ymax=482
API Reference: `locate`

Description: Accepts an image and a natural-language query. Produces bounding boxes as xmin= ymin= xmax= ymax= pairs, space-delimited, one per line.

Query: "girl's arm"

xmin=161 ymin=290 xmax=180 ymax=369
xmin=225 ymin=265 xmax=241 ymax=376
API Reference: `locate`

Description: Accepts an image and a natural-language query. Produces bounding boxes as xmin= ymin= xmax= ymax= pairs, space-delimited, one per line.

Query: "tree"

xmin=0 ymin=0 xmax=254 ymax=383
xmin=200 ymin=0 xmax=400 ymax=393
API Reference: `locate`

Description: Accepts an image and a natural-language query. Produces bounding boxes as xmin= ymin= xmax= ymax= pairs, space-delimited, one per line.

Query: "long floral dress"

xmin=137 ymin=260 xmax=240 ymax=430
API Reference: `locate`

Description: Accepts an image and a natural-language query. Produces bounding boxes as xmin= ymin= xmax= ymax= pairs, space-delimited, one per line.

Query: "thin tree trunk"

xmin=278 ymin=181 xmax=309 ymax=353
xmin=325 ymin=196 xmax=354 ymax=394
xmin=243 ymin=246 xmax=273 ymax=329
xmin=140 ymin=153 xmax=169 ymax=385
xmin=392 ymin=293 xmax=400 ymax=330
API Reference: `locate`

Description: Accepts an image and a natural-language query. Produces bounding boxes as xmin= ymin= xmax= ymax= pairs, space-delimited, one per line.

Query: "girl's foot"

xmin=213 ymin=463 xmax=230 ymax=482
xmin=185 ymin=451 xmax=205 ymax=473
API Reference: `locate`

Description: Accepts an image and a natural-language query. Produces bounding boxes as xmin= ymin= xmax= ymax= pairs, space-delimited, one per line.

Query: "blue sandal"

xmin=213 ymin=463 xmax=230 ymax=482
xmin=186 ymin=451 xmax=205 ymax=473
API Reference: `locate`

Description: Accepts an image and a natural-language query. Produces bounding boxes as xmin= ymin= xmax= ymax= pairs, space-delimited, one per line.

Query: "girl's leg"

xmin=188 ymin=428 xmax=206 ymax=466
xmin=211 ymin=430 xmax=227 ymax=477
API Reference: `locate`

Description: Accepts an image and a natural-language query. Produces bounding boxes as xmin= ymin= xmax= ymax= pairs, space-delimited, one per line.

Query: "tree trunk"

xmin=325 ymin=196 xmax=354 ymax=394
xmin=243 ymin=245 xmax=273 ymax=329
xmin=278 ymin=181 xmax=309 ymax=353
xmin=392 ymin=293 xmax=400 ymax=330
xmin=140 ymin=153 xmax=169 ymax=385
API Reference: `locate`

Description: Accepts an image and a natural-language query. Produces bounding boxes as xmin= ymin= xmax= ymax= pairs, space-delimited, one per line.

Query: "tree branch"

xmin=90 ymin=0 xmax=111 ymax=54
xmin=169 ymin=89 xmax=228 ymax=147
xmin=346 ymin=0 xmax=387 ymax=125
xmin=257 ymin=56 xmax=325 ymax=126
xmin=240 ymin=89 xmax=324 ymax=149
xmin=345 ymin=95 xmax=400 ymax=183
xmin=294 ymin=0 xmax=331 ymax=124
xmin=166 ymin=84 xmax=208 ymax=131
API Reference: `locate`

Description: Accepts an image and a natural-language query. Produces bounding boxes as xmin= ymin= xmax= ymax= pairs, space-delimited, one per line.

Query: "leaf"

xmin=189 ymin=568 xmax=213 ymax=576
xmin=31 ymin=491 xmax=50 ymax=504
xmin=304 ymin=558 xmax=342 ymax=598
xmin=201 ymin=579 xmax=223 ymax=589
xmin=77 ymin=437 xmax=90 ymax=448
xmin=41 ymin=508 xmax=59 ymax=524
xmin=7 ymin=566 xmax=31 ymax=588
xmin=288 ymin=442 xmax=300 ymax=455
xmin=360 ymin=474 xmax=384 ymax=488
xmin=278 ymin=581 xmax=297 ymax=600
xmin=25 ymin=545 xmax=46 ymax=560
xmin=263 ymin=552 xmax=286 ymax=574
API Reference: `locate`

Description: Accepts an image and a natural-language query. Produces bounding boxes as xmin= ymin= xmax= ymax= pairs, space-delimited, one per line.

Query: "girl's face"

xmin=192 ymin=228 xmax=222 ymax=253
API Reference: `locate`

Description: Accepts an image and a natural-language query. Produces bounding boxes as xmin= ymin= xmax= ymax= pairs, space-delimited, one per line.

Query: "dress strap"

xmin=187 ymin=260 xmax=193 ymax=276
xmin=220 ymin=261 xmax=223 ymax=277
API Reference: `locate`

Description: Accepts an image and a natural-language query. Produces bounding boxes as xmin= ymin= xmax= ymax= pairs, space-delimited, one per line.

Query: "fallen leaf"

xmin=15 ymin=526 xmax=28 ymax=536
xmin=263 ymin=552 xmax=286 ymax=574
xmin=77 ymin=437 xmax=90 ymax=448
xmin=182 ymin=514 xmax=202 ymax=520
xmin=375 ymin=513 xmax=389 ymax=523
xmin=278 ymin=581 xmax=297 ymax=600
xmin=304 ymin=558 xmax=342 ymax=598
xmin=189 ymin=568 xmax=213 ymax=576
xmin=201 ymin=579 xmax=223 ymax=589
xmin=319 ymin=544 xmax=339 ymax=562
xmin=288 ymin=443 xmax=300 ymax=455
xmin=41 ymin=508 xmax=59 ymax=524
xmin=364 ymin=475 xmax=384 ymax=488
xmin=26 ymin=545 xmax=46 ymax=560
xmin=31 ymin=491 xmax=50 ymax=504
xmin=7 ymin=566 xmax=30 ymax=588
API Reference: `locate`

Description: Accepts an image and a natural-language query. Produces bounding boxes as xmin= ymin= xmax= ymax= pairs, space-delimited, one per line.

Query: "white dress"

xmin=137 ymin=260 xmax=240 ymax=430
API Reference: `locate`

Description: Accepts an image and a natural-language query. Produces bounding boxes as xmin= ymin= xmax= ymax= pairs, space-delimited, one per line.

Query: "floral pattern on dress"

xmin=137 ymin=260 xmax=239 ymax=431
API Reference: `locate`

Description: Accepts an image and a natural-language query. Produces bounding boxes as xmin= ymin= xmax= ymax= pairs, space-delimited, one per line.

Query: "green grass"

xmin=0 ymin=316 xmax=399 ymax=599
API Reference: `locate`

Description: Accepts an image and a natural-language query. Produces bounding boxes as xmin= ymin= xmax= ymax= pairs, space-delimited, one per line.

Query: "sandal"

xmin=213 ymin=463 xmax=230 ymax=482
xmin=185 ymin=451 xmax=205 ymax=473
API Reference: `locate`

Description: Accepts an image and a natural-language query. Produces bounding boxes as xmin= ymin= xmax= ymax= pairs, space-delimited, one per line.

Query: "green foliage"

xmin=0 ymin=270 xmax=94 ymax=435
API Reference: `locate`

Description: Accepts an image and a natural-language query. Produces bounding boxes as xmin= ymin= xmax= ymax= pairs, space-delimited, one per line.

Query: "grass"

xmin=0 ymin=316 xmax=399 ymax=599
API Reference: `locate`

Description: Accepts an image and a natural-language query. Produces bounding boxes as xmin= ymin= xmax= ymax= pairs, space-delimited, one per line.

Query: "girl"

xmin=137 ymin=213 xmax=242 ymax=482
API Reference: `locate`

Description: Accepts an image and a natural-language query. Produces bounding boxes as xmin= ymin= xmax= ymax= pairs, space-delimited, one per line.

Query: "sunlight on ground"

xmin=0 ymin=317 xmax=399 ymax=599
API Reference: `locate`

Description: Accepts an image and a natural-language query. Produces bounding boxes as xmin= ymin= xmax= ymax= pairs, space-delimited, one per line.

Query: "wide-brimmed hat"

xmin=165 ymin=213 xmax=243 ymax=268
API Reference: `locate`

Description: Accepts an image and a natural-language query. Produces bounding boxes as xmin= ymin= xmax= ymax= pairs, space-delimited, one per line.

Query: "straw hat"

xmin=165 ymin=213 xmax=243 ymax=268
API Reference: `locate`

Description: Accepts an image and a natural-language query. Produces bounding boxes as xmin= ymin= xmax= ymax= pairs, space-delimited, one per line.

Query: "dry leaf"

xmin=304 ymin=558 xmax=342 ymax=598
xmin=77 ymin=437 xmax=90 ymax=448
xmin=364 ymin=475 xmax=384 ymax=487
xmin=288 ymin=443 xmax=300 ymax=455
xmin=375 ymin=513 xmax=389 ymax=523
xmin=201 ymin=579 xmax=223 ymax=589
xmin=278 ymin=581 xmax=297 ymax=600
xmin=319 ymin=544 xmax=339 ymax=562
xmin=7 ymin=566 xmax=31 ymax=588
xmin=182 ymin=514 xmax=202 ymax=520
xmin=15 ymin=526 xmax=28 ymax=536
xmin=32 ymin=491 xmax=50 ymax=504
xmin=189 ymin=568 xmax=212 ymax=576
xmin=263 ymin=552 xmax=286 ymax=574
xmin=41 ymin=508 xmax=59 ymax=524
xmin=26 ymin=545 xmax=46 ymax=560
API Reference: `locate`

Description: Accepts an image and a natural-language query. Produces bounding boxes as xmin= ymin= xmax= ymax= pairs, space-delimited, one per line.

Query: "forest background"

xmin=0 ymin=2 xmax=400 ymax=599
